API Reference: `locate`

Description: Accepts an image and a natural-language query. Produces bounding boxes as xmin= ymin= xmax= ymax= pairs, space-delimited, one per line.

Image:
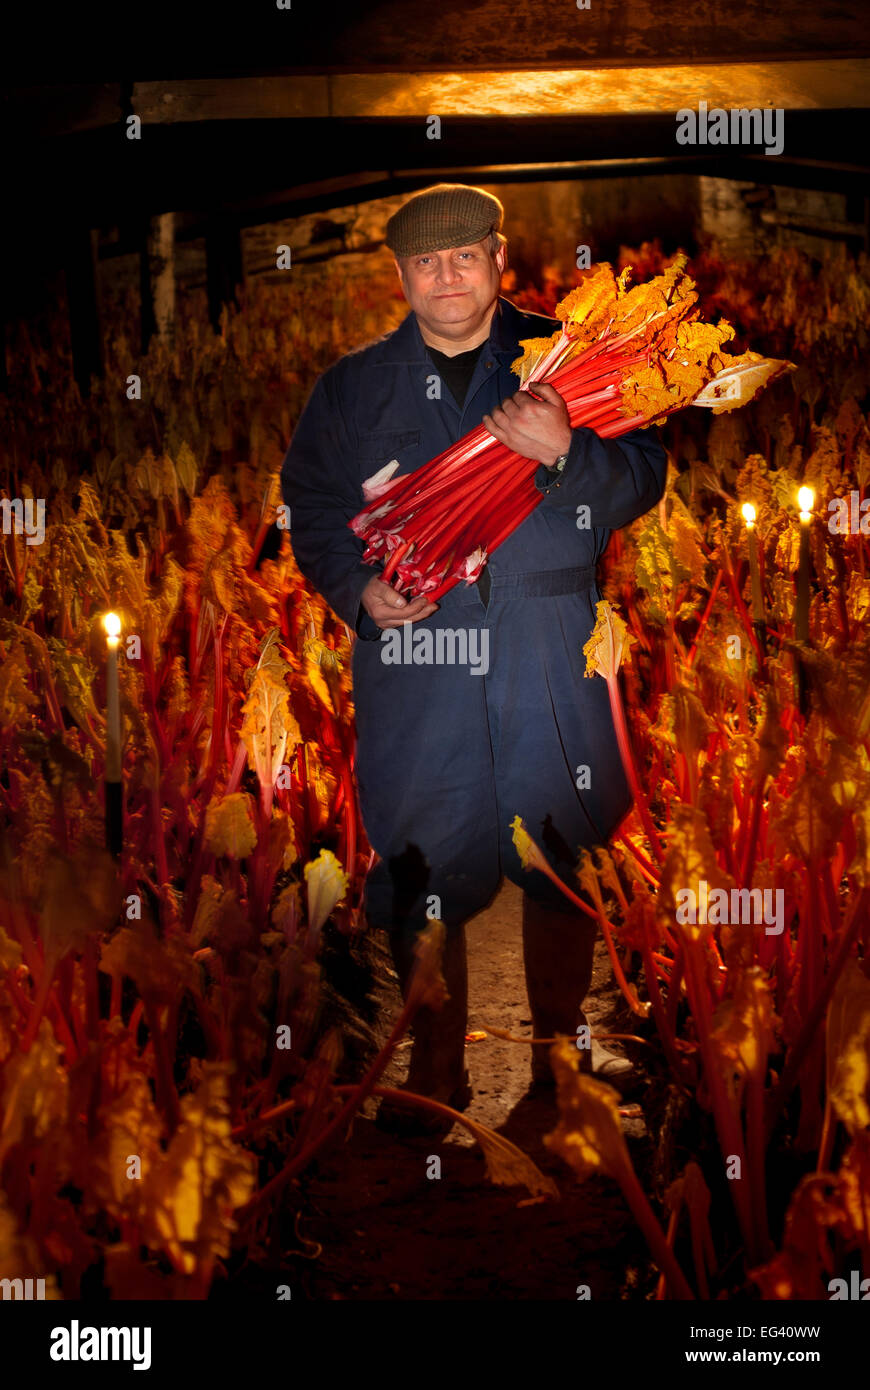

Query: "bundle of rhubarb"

xmin=350 ymin=255 xmax=793 ymax=601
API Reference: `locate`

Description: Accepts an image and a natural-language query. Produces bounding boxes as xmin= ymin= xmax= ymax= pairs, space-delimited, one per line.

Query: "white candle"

xmin=795 ymin=487 xmax=814 ymax=643
xmin=103 ymin=612 xmax=122 ymax=782
xmin=741 ymin=502 xmax=764 ymax=624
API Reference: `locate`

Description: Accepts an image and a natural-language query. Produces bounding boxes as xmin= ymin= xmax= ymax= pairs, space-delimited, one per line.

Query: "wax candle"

xmin=102 ymin=612 xmax=123 ymax=857
xmin=741 ymin=502 xmax=765 ymax=624
xmin=794 ymin=487 xmax=814 ymax=643
xmin=103 ymin=612 xmax=122 ymax=780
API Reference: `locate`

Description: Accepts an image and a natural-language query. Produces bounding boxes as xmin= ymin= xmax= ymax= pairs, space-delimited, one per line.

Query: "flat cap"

xmin=385 ymin=182 xmax=505 ymax=258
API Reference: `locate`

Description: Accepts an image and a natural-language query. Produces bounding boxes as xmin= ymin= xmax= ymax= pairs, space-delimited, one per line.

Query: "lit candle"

xmin=103 ymin=612 xmax=123 ymax=856
xmin=741 ymin=502 xmax=765 ymax=625
xmin=794 ymin=487 xmax=814 ymax=643
xmin=103 ymin=612 xmax=122 ymax=779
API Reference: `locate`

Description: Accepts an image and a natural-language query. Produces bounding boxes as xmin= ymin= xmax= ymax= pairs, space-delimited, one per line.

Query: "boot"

xmin=375 ymin=922 xmax=472 ymax=1137
xmin=522 ymin=893 xmax=637 ymax=1095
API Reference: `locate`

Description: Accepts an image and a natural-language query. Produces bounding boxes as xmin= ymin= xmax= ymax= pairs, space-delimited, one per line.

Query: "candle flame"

xmin=103 ymin=612 xmax=122 ymax=638
xmin=797 ymin=486 xmax=815 ymax=514
xmin=741 ymin=502 xmax=757 ymax=527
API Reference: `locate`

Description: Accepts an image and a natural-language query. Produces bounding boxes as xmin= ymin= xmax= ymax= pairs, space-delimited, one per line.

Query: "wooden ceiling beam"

xmin=131 ymin=61 xmax=870 ymax=125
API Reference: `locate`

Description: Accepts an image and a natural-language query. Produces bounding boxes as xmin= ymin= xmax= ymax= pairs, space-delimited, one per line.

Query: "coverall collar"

xmin=377 ymin=295 xmax=539 ymax=365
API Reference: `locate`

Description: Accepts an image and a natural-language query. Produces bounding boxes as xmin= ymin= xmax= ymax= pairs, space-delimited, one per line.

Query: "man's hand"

xmin=361 ymin=575 xmax=439 ymax=629
xmin=481 ymin=381 xmax=573 ymax=466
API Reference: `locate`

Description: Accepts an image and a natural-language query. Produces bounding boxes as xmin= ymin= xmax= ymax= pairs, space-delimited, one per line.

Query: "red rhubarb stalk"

xmin=604 ymin=667 xmax=664 ymax=865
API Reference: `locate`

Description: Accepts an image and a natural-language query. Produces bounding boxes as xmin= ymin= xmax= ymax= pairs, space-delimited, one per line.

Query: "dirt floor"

xmin=294 ymin=881 xmax=657 ymax=1300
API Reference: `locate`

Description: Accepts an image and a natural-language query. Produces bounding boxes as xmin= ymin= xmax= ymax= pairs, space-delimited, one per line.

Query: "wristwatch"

xmin=550 ymin=452 xmax=569 ymax=473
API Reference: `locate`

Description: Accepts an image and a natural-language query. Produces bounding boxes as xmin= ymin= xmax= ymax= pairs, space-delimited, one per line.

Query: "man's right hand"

xmin=361 ymin=575 xmax=438 ymax=629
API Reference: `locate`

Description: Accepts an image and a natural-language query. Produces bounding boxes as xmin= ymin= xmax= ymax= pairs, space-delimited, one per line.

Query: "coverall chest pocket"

xmin=357 ymin=428 xmax=421 ymax=466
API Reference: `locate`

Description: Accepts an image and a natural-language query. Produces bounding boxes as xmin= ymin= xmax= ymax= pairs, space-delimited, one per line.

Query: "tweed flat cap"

xmin=385 ymin=183 xmax=505 ymax=257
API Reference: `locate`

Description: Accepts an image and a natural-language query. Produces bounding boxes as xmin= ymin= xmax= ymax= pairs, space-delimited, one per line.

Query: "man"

xmin=281 ymin=183 xmax=667 ymax=1135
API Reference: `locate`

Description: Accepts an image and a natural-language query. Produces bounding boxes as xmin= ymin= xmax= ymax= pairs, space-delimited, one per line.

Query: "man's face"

xmin=396 ymin=238 xmax=507 ymax=335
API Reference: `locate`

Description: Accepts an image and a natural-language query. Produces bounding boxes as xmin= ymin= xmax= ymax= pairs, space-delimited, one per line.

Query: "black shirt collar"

xmin=377 ymin=295 xmax=552 ymax=366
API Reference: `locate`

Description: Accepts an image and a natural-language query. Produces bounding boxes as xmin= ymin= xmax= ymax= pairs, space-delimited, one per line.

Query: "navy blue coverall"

xmin=281 ymin=295 xmax=667 ymax=934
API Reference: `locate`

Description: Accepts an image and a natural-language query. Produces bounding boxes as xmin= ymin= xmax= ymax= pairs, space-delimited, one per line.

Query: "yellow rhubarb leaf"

xmin=0 ymin=640 xmax=38 ymax=728
xmin=711 ymin=966 xmax=777 ymax=1083
xmin=269 ymin=808 xmax=298 ymax=872
xmin=190 ymin=876 xmax=248 ymax=951
xmin=400 ymin=917 xmax=449 ymax=1012
xmin=837 ymin=1133 xmax=870 ymax=1246
xmin=140 ymin=1064 xmax=256 ymax=1277
xmin=100 ymin=917 xmax=197 ymax=1002
xmin=510 ymin=815 xmax=551 ymax=875
xmin=0 ymin=1193 xmax=62 ymax=1298
xmin=302 ymin=637 xmax=343 ymax=716
xmin=0 ymin=1018 xmax=68 ymax=1163
xmin=78 ymin=1074 xmax=163 ymax=1217
xmin=510 ymin=333 xmax=563 ymax=386
xmin=39 ymin=846 xmax=120 ymax=966
xmin=46 ymin=637 xmax=103 ymax=733
xmin=458 ymin=1113 xmax=559 ymax=1201
xmin=544 ymin=1038 xmax=630 ymax=1182
xmin=767 ymin=762 xmax=842 ymax=865
xmin=827 ymin=958 xmax=870 ymax=1135
xmin=201 ymin=547 xmax=238 ymax=615
xmin=204 ymin=791 xmax=258 ymax=859
xmin=304 ymin=849 xmax=348 ymax=933
xmin=186 ymin=475 xmax=236 ymax=562
xmin=0 ymin=926 xmax=22 ymax=972
xmin=693 ymin=352 xmax=795 ymax=414
xmin=164 ymin=654 xmax=191 ymax=723
xmin=670 ymin=685 xmax=714 ymax=761
xmin=634 ymin=516 xmax=678 ymax=625
xmin=668 ymin=493 xmax=708 ymax=579
xmin=749 ymin=1175 xmax=836 ymax=1300
xmin=556 ymin=263 xmax=620 ymax=337
xmin=175 ymin=441 xmax=200 ymax=498
xmin=271 ymin=882 xmax=301 ymax=936
xmin=240 ymin=631 xmax=301 ymax=790
xmin=582 ymin=600 xmax=635 ymax=680
xmin=659 ymin=803 xmax=737 ymax=943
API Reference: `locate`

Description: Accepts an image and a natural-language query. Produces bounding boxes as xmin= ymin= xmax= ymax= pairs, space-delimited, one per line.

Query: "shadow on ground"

xmin=293 ymin=881 xmax=655 ymax=1300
